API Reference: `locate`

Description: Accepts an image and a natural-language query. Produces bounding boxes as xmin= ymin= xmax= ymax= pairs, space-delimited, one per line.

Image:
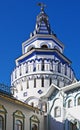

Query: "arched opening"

xmin=13 ymin=110 xmax=24 ymax=130
xmin=68 ymin=99 xmax=73 ymax=108
xmin=15 ymin=120 xmax=22 ymax=130
xmin=54 ymin=106 xmax=61 ymax=117
xmin=30 ymin=115 xmax=39 ymax=130
xmin=70 ymin=122 xmax=77 ymax=130
xmin=32 ymin=124 xmax=38 ymax=130
xmin=41 ymin=45 xmax=48 ymax=49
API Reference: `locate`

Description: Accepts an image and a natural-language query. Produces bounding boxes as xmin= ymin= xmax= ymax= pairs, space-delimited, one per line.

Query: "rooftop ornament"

xmin=37 ymin=2 xmax=46 ymax=12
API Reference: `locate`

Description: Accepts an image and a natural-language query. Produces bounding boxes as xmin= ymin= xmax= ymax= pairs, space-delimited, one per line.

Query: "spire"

xmin=30 ymin=3 xmax=56 ymax=37
xmin=37 ymin=2 xmax=46 ymax=12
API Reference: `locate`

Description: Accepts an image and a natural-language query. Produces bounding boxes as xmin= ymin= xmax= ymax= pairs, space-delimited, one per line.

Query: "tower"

xmin=11 ymin=3 xmax=76 ymax=108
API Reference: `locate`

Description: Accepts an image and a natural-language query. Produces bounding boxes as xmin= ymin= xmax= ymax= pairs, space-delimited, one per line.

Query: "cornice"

xmin=15 ymin=48 xmax=71 ymax=65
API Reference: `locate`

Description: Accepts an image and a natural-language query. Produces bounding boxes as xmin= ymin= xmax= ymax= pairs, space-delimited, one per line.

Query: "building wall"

xmin=0 ymin=94 xmax=44 ymax=130
xmin=48 ymin=87 xmax=80 ymax=130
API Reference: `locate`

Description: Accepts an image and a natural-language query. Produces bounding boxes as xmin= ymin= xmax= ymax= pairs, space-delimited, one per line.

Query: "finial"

xmin=37 ymin=2 xmax=46 ymax=12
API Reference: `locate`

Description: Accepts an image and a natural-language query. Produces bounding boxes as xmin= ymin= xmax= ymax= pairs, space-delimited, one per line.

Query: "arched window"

xmin=30 ymin=115 xmax=39 ymax=130
xmin=41 ymin=45 xmax=48 ymax=49
xmin=78 ymin=97 xmax=80 ymax=105
xmin=68 ymin=99 xmax=73 ymax=108
xmin=0 ymin=116 xmax=4 ymax=130
xmin=13 ymin=110 xmax=24 ymax=130
xmin=15 ymin=120 xmax=22 ymax=130
xmin=70 ymin=122 xmax=77 ymax=130
xmin=54 ymin=106 xmax=61 ymax=117
xmin=32 ymin=124 xmax=38 ymax=130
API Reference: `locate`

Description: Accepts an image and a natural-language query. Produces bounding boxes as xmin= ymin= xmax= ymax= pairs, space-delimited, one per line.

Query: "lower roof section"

xmin=16 ymin=48 xmax=71 ymax=65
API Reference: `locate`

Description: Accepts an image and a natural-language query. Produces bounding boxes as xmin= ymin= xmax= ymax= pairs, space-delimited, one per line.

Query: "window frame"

xmin=30 ymin=115 xmax=40 ymax=130
xmin=13 ymin=110 xmax=25 ymax=130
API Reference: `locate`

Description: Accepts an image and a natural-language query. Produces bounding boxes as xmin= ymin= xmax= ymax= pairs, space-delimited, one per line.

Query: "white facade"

xmin=0 ymin=91 xmax=44 ymax=130
xmin=45 ymin=81 xmax=80 ymax=130
xmin=11 ymin=35 xmax=76 ymax=105
xmin=10 ymin=4 xmax=80 ymax=130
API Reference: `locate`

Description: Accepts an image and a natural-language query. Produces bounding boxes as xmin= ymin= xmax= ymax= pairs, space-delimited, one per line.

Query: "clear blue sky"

xmin=0 ymin=0 xmax=80 ymax=86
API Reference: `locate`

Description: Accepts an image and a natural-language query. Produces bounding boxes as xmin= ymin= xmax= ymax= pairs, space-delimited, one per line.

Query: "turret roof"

xmin=30 ymin=3 xmax=56 ymax=37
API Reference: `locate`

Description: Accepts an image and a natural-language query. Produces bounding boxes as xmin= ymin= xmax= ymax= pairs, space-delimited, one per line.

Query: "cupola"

xmin=30 ymin=3 xmax=56 ymax=37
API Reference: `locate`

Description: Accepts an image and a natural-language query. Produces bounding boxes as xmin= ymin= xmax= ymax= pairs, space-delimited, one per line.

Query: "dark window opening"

xmin=34 ymin=78 xmax=36 ymax=88
xmin=41 ymin=45 xmax=48 ymax=49
xmin=42 ymin=77 xmax=44 ymax=87
xmin=50 ymin=78 xmax=52 ymax=85
xmin=42 ymin=60 xmax=44 ymax=71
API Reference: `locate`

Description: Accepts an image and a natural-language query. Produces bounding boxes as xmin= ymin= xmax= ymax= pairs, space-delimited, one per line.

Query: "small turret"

xmin=30 ymin=3 xmax=56 ymax=37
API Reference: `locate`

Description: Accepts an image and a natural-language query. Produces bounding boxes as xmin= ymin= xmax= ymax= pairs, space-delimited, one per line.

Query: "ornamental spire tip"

xmin=37 ymin=2 xmax=46 ymax=12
